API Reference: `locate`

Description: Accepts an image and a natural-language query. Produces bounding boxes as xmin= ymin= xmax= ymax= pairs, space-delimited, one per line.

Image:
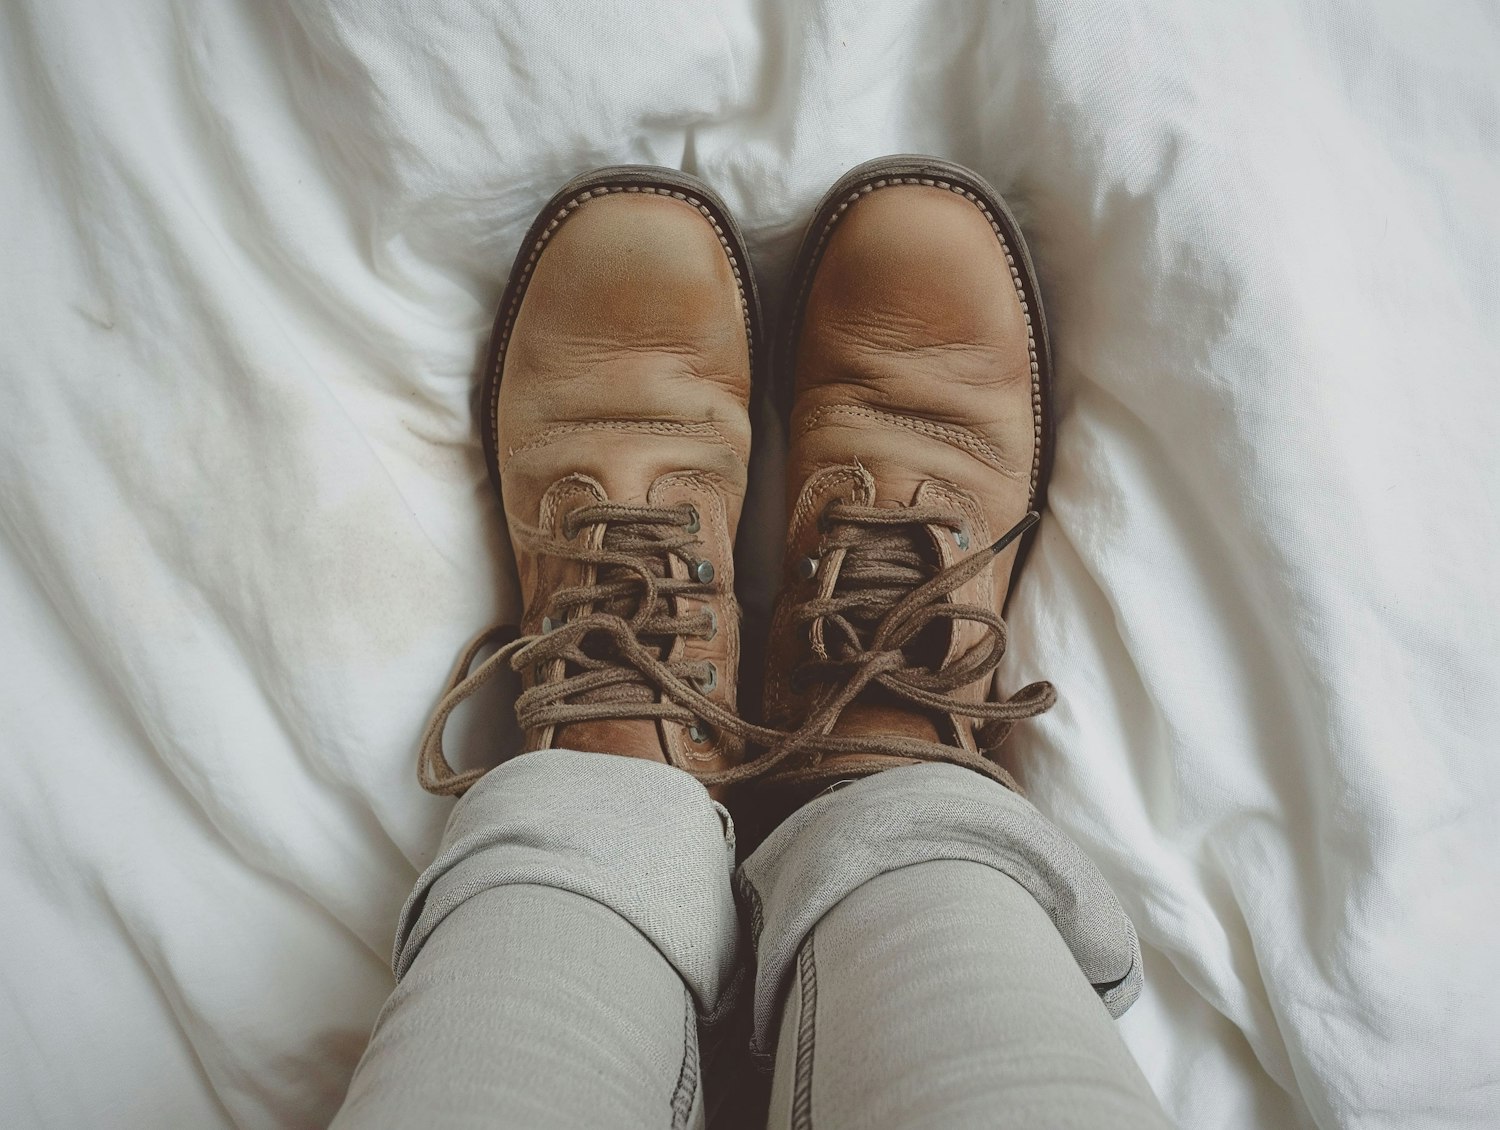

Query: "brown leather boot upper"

xmin=760 ymin=159 xmax=1055 ymax=802
xmin=417 ymin=171 xmax=757 ymax=794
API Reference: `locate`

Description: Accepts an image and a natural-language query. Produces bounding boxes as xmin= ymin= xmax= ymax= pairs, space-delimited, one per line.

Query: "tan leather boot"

xmin=418 ymin=167 xmax=760 ymax=795
xmin=756 ymin=155 xmax=1057 ymax=811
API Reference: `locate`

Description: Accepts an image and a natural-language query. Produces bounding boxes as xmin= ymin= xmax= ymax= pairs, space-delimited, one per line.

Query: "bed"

xmin=3 ymin=1 xmax=1497 ymax=1126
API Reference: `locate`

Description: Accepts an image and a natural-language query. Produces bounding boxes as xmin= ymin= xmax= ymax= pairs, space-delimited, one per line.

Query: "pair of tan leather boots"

xmin=419 ymin=156 xmax=1056 ymax=823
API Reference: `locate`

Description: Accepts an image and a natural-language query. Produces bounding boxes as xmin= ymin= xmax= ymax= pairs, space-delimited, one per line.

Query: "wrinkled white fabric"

xmin=1 ymin=2 xmax=1496 ymax=1128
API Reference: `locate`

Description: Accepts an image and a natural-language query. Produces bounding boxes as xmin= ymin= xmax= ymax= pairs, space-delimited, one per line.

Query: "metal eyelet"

xmin=683 ymin=506 xmax=700 ymax=534
xmin=689 ymin=558 xmax=715 ymax=584
xmin=695 ymin=662 xmax=718 ymax=693
xmin=797 ymin=554 xmax=820 ymax=580
xmin=541 ymin=615 xmax=557 ymax=633
xmin=953 ymin=528 xmax=970 ymax=550
xmin=702 ymin=606 xmax=718 ymax=641
xmin=688 ymin=723 xmax=710 ymax=743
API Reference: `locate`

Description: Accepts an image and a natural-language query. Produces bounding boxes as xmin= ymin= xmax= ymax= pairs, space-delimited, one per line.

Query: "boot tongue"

xmin=554 ymin=508 xmax=676 ymax=761
xmin=553 ymin=718 xmax=666 ymax=761
xmin=823 ymin=515 xmax=953 ymax=747
xmin=829 ymin=692 xmax=944 ymax=744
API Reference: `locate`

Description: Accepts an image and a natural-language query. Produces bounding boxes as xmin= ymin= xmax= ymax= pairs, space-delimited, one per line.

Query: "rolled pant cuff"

xmin=736 ymin=763 xmax=1143 ymax=1059
xmin=393 ymin=749 xmax=743 ymax=1022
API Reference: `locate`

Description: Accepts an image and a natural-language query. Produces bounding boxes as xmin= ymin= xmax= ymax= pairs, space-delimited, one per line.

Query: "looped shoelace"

xmin=742 ymin=503 xmax=1057 ymax=792
xmin=418 ymin=502 xmax=1053 ymax=795
xmin=418 ymin=502 xmax=780 ymax=795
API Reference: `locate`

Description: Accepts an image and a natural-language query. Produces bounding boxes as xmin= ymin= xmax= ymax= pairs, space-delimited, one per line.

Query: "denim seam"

xmin=670 ymin=986 xmax=699 ymax=1130
xmin=791 ymin=933 xmax=818 ymax=1130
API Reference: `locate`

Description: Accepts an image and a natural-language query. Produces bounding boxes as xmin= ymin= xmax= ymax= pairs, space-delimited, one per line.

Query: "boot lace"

xmin=748 ymin=504 xmax=1056 ymax=791
xmin=418 ymin=502 xmax=755 ymax=795
xmin=418 ymin=503 xmax=1054 ymax=796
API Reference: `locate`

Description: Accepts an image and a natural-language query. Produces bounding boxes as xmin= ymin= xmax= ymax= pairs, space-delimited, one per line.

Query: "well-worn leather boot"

xmin=418 ymin=167 xmax=760 ymax=796
xmin=756 ymin=155 xmax=1058 ymax=812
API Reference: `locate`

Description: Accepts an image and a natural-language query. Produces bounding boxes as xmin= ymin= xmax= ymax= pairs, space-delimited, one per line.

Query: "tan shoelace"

xmin=737 ymin=504 xmax=1056 ymax=792
xmin=418 ymin=502 xmax=778 ymax=795
xmin=418 ymin=503 xmax=1053 ymax=795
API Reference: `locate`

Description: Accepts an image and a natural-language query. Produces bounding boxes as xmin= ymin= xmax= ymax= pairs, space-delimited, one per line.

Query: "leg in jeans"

xmin=741 ymin=764 xmax=1171 ymax=1130
xmin=332 ymin=750 xmax=742 ymax=1130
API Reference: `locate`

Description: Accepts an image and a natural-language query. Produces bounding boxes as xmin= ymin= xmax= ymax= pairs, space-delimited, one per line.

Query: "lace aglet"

xmin=983 ymin=510 xmax=1041 ymax=558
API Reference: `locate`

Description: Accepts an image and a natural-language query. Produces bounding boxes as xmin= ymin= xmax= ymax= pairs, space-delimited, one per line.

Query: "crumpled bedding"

xmin=2 ymin=2 xmax=1497 ymax=1127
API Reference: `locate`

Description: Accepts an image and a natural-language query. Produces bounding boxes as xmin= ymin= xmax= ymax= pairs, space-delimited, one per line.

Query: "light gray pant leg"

xmin=740 ymin=764 xmax=1170 ymax=1130
xmin=766 ymin=861 xmax=1171 ymax=1129
xmin=334 ymin=884 xmax=703 ymax=1130
xmin=332 ymin=750 xmax=743 ymax=1130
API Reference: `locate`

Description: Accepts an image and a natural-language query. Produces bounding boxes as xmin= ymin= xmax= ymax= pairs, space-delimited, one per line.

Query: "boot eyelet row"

xmin=695 ymin=661 xmax=718 ymax=693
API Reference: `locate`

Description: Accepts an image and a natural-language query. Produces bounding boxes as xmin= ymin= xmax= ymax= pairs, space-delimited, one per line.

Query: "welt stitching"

xmin=489 ymin=184 xmax=755 ymax=466
xmin=791 ymin=175 xmax=1043 ymax=499
xmin=790 ymin=934 xmax=818 ymax=1130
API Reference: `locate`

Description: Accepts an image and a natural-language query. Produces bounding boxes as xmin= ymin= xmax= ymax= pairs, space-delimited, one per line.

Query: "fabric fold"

xmin=736 ymin=763 xmax=1143 ymax=1059
xmin=394 ymin=749 xmax=743 ymax=1020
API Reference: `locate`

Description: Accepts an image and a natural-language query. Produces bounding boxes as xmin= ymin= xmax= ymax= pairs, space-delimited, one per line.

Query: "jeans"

xmin=331 ymin=751 xmax=1170 ymax=1129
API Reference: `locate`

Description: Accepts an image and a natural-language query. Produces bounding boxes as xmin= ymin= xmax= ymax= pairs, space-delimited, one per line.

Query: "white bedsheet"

xmin=3 ymin=2 xmax=1497 ymax=1127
